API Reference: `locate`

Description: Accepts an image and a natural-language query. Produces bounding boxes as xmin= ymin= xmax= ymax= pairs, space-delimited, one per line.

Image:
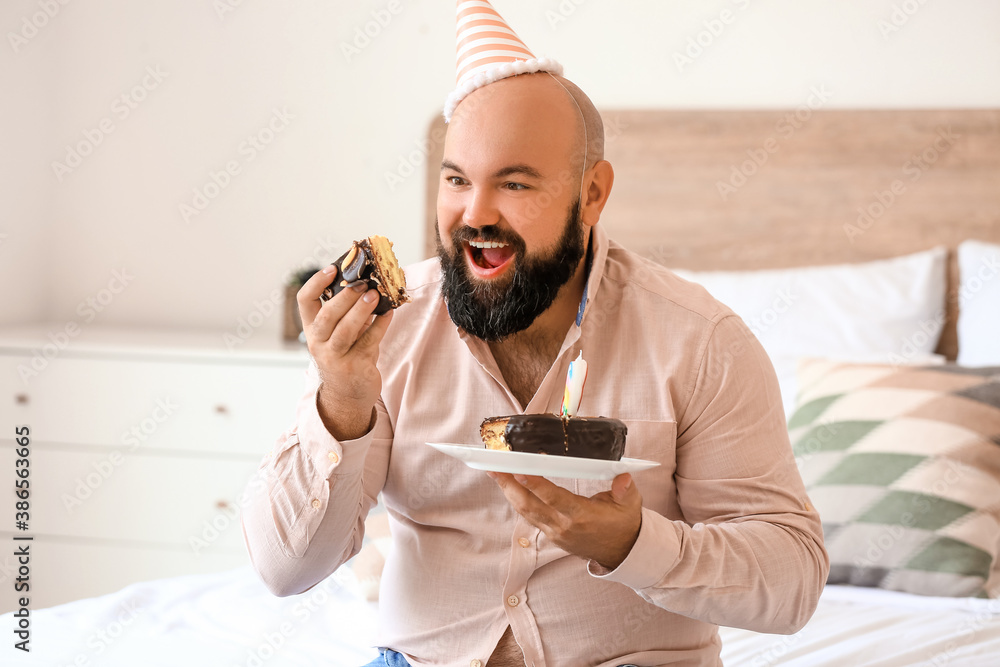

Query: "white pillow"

xmin=672 ymin=247 xmax=948 ymax=418
xmin=957 ymin=240 xmax=1000 ymax=366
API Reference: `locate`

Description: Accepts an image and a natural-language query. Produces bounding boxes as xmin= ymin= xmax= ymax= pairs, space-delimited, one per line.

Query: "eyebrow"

xmin=441 ymin=160 xmax=543 ymax=180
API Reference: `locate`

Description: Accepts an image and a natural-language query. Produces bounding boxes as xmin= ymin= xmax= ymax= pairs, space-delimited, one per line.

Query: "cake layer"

xmin=321 ymin=235 xmax=410 ymax=315
xmin=480 ymin=414 xmax=627 ymax=461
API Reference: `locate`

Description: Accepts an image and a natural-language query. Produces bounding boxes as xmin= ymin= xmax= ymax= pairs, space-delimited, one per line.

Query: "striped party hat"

xmin=444 ymin=0 xmax=563 ymax=122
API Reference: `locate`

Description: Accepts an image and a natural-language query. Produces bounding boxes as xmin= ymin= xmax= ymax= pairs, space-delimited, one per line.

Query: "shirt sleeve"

xmin=241 ymin=357 xmax=393 ymax=597
xmin=589 ymin=314 xmax=830 ymax=634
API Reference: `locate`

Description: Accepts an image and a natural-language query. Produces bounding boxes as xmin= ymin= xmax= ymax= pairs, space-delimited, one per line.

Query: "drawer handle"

xmin=215 ymin=404 xmax=229 ymax=414
xmin=15 ymin=393 xmax=29 ymax=405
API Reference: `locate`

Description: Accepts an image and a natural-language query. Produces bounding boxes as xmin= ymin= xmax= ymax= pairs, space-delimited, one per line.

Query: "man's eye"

xmin=504 ymin=182 xmax=528 ymax=191
xmin=446 ymin=176 xmax=465 ymax=186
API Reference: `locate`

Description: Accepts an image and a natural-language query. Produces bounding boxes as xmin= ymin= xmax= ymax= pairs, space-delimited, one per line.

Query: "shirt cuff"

xmin=587 ymin=507 xmax=682 ymax=590
xmin=291 ymin=384 xmax=377 ymax=479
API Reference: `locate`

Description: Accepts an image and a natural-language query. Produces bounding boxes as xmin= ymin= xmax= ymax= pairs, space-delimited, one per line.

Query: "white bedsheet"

xmin=719 ymin=585 xmax=1000 ymax=667
xmin=3 ymin=566 xmax=1000 ymax=666
xmin=2 ymin=566 xmax=380 ymax=666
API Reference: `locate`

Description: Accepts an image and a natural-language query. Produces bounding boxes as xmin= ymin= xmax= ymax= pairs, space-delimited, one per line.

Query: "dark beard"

xmin=436 ymin=201 xmax=586 ymax=342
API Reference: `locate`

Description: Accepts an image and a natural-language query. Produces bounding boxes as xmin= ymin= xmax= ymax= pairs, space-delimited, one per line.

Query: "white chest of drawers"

xmin=0 ymin=325 xmax=311 ymax=612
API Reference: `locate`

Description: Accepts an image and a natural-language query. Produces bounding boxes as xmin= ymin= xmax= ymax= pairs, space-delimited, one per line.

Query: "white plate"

xmin=426 ymin=442 xmax=660 ymax=480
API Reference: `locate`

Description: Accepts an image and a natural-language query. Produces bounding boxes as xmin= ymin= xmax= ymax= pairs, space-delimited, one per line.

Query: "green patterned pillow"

xmin=789 ymin=359 xmax=1000 ymax=598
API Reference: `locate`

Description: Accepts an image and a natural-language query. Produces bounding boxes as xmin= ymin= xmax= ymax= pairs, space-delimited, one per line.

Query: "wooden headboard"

xmin=424 ymin=110 xmax=1000 ymax=360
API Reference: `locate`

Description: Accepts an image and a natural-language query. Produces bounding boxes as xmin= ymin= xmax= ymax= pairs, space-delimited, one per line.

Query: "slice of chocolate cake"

xmin=480 ymin=414 xmax=627 ymax=461
xmin=321 ymin=235 xmax=410 ymax=315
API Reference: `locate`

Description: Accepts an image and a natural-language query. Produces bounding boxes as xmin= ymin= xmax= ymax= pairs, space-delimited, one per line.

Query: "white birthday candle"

xmin=561 ymin=351 xmax=589 ymax=418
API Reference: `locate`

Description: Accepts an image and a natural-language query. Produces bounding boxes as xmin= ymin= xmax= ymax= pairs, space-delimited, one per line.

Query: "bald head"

xmin=447 ymin=72 xmax=605 ymax=179
xmin=548 ymin=74 xmax=605 ymax=172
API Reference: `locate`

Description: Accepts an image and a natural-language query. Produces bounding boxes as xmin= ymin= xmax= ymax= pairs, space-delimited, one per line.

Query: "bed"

xmin=4 ymin=565 xmax=1000 ymax=666
xmin=4 ymin=109 xmax=1000 ymax=665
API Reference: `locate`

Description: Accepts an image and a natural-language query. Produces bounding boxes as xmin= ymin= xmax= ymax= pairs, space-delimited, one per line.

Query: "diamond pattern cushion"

xmin=790 ymin=359 xmax=1000 ymax=597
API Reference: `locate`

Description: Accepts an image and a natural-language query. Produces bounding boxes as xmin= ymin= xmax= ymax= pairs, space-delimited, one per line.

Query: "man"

xmin=241 ymin=3 xmax=828 ymax=666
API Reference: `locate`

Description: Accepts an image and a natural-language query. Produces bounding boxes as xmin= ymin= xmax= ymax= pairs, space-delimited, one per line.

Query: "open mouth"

xmin=464 ymin=239 xmax=516 ymax=278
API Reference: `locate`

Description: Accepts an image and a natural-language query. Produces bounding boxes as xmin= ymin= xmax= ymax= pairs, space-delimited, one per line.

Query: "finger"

xmin=513 ymin=475 xmax=583 ymax=513
xmin=297 ymin=265 xmax=339 ymax=328
xmin=353 ymin=308 xmax=394 ymax=353
xmin=610 ymin=473 xmax=634 ymax=503
xmin=309 ymin=281 xmax=369 ymax=344
xmin=328 ymin=288 xmax=382 ymax=353
xmin=489 ymin=472 xmax=564 ymax=530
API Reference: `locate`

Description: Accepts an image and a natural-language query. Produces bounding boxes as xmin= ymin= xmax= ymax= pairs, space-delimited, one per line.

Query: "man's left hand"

xmin=487 ymin=471 xmax=642 ymax=570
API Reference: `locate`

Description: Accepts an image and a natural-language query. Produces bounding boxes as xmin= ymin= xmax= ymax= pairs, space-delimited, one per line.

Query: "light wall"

xmin=3 ymin=0 xmax=999 ymax=339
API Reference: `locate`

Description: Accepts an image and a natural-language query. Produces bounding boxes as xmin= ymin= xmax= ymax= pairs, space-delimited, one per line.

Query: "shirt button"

xmin=518 ymin=537 xmax=530 ymax=548
xmin=507 ymin=595 xmax=519 ymax=607
xmin=328 ymin=451 xmax=339 ymax=463
xmin=471 ymin=661 xmax=482 ymax=667
xmin=311 ymin=499 xmax=321 ymax=509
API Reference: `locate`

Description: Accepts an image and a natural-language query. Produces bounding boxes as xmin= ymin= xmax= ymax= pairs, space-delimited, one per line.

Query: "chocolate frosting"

xmin=489 ymin=414 xmax=627 ymax=461
xmin=320 ymin=239 xmax=396 ymax=315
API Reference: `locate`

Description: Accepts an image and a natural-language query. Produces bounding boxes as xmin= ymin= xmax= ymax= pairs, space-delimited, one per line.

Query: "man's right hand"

xmin=297 ymin=265 xmax=394 ymax=441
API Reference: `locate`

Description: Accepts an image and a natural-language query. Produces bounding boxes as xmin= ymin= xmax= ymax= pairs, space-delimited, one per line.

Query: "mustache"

xmin=435 ymin=205 xmax=586 ymax=342
xmin=450 ymin=224 xmax=527 ymax=255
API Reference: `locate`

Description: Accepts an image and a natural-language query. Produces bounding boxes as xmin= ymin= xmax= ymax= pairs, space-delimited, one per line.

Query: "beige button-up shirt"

xmin=241 ymin=224 xmax=828 ymax=667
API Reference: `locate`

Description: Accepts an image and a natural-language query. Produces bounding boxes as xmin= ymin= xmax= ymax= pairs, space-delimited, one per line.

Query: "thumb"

xmin=610 ymin=473 xmax=633 ymax=502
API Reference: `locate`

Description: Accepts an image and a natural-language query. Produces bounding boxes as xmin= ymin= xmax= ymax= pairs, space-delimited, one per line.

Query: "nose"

xmin=462 ymin=189 xmax=500 ymax=230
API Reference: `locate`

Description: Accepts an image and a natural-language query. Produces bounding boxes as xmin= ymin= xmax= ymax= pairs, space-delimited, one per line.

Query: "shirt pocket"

xmin=575 ymin=420 xmax=679 ymax=518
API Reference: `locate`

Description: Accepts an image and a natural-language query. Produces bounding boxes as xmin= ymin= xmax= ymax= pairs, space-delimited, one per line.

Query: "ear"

xmin=580 ymin=160 xmax=614 ymax=229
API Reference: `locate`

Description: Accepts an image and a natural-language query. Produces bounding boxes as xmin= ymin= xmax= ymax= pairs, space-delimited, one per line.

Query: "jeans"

xmin=361 ymin=651 xmax=639 ymax=667
xmin=362 ymin=650 xmax=412 ymax=667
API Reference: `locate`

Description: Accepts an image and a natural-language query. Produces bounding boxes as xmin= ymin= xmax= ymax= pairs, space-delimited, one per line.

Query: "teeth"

xmin=469 ymin=240 xmax=508 ymax=249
